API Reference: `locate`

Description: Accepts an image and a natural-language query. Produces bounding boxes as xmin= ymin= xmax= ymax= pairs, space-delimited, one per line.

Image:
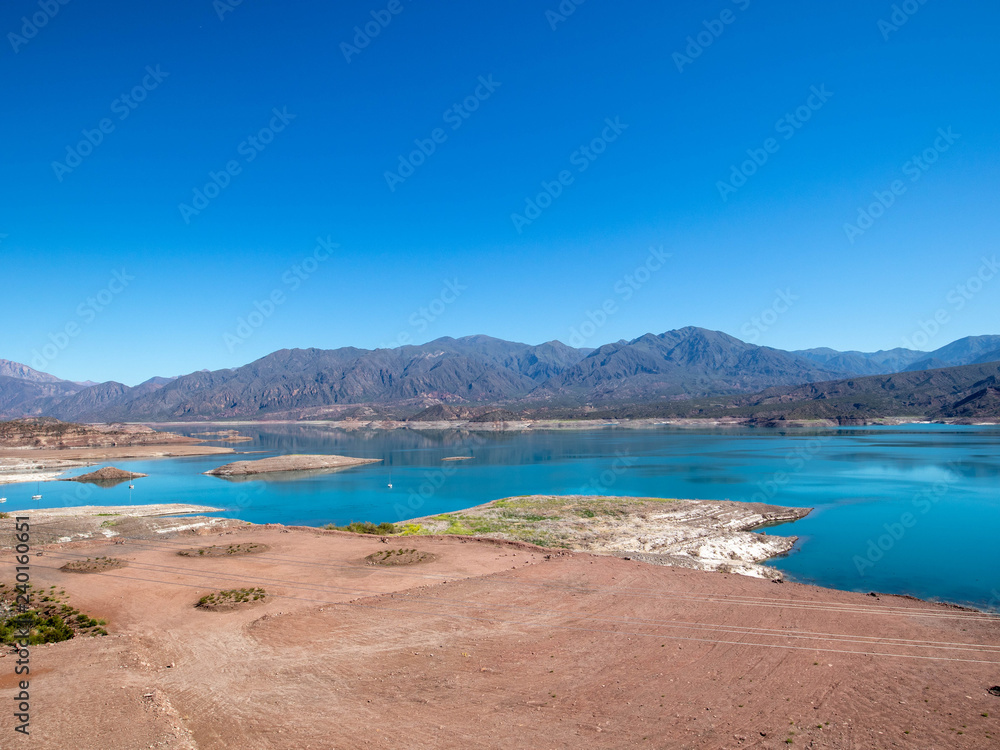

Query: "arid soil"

xmin=0 ymin=523 xmax=997 ymax=749
xmin=205 ymin=453 xmax=381 ymax=476
xmin=408 ymin=496 xmax=810 ymax=578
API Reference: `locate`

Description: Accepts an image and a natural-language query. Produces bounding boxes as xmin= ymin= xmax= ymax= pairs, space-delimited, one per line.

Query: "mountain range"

xmin=1 ymin=328 xmax=998 ymax=422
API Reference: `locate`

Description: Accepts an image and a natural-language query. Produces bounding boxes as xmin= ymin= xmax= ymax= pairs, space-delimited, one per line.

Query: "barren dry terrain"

xmin=1 ymin=523 xmax=997 ymax=749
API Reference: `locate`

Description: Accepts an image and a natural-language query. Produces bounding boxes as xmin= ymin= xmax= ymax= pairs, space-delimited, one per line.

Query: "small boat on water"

xmin=0 ymin=497 xmax=6 ymax=503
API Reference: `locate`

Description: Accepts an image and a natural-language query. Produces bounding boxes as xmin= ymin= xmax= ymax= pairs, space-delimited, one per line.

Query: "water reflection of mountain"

xmin=164 ymin=424 xmax=1000 ymax=482
xmin=166 ymin=424 xmax=709 ymax=468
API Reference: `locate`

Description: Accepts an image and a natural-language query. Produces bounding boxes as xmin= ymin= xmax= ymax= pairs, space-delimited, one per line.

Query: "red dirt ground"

xmin=1 ymin=526 xmax=998 ymax=749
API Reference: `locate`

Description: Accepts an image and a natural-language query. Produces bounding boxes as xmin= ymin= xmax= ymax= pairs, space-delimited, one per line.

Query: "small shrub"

xmin=332 ymin=521 xmax=396 ymax=535
xmin=196 ymin=588 xmax=267 ymax=609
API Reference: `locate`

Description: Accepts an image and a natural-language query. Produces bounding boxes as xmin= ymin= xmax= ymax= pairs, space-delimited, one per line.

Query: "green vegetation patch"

xmin=196 ymin=587 xmax=268 ymax=610
xmin=410 ymin=495 xmax=681 ymax=549
xmin=325 ymin=521 xmax=397 ymax=535
xmin=0 ymin=582 xmax=108 ymax=644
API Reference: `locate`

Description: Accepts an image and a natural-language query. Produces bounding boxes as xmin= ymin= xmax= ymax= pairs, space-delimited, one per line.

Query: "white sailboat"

xmin=31 ymin=480 xmax=42 ymax=501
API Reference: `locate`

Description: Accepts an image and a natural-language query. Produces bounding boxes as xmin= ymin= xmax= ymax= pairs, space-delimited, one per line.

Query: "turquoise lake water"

xmin=4 ymin=423 xmax=998 ymax=611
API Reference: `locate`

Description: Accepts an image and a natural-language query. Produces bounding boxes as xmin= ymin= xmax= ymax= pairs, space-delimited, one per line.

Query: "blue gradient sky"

xmin=2 ymin=0 xmax=998 ymax=385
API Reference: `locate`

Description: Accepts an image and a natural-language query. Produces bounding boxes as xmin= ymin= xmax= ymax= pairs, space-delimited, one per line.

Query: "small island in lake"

xmin=64 ymin=466 xmax=148 ymax=486
xmin=205 ymin=454 xmax=381 ymax=477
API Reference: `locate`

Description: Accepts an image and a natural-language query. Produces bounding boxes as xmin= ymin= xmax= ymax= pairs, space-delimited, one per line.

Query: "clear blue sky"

xmin=2 ymin=0 xmax=998 ymax=385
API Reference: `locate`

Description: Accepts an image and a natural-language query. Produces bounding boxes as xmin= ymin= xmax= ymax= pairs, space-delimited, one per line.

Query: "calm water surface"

xmin=4 ymin=424 xmax=998 ymax=611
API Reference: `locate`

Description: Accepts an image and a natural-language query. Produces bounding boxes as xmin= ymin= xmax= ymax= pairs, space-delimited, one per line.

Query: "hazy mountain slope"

xmin=0 ymin=359 xmax=68 ymax=384
xmin=794 ymin=336 xmax=1000 ymax=376
xmin=904 ymin=335 xmax=1000 ymax=371
xmin=973 ymin=349 xmax=1000 ymax=365
xmin=792 ymin=347 xmax=925 ymax=375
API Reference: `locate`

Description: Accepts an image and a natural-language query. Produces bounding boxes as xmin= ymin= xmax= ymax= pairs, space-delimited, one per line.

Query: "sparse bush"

xmin=196 ymin=588 xmax=267 ymax=609
xmin=330 ymin=521 xmax=396 ymax=535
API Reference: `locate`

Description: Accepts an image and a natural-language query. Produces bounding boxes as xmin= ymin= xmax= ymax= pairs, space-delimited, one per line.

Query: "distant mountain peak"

xmin=0 ymin=359 xmax=67 ymax=384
